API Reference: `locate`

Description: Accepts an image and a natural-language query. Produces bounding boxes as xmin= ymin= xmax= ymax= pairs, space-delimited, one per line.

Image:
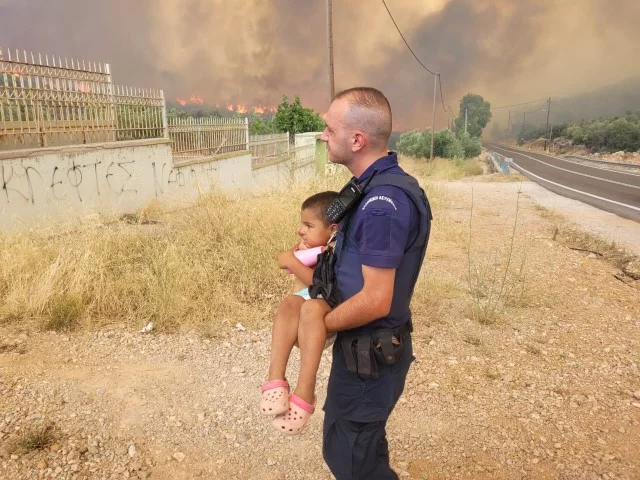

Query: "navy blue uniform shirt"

xmin=334 ymin=152 xmax=419 ymax=331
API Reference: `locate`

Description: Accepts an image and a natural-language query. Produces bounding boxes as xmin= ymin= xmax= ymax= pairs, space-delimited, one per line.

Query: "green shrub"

xmin=458 ymin=133 xmax=482 ymax=158
xmin=397 ymin=129 xmax=473 ymax=159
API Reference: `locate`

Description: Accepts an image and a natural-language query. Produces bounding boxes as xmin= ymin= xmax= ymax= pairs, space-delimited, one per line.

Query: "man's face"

xmin=320 ymin=98 xmax=352 ymax=166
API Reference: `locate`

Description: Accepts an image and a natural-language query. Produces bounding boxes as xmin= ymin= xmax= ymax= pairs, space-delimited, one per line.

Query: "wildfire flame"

xmin=76 ymin=82 xmax=92 ymax=93
xmin=190 ymin=94 xmax=204 ymax=105
xmin=176 ymin=97 xmax=187 ymax=106
xmin=224 ymin=103 xmax=277 ymax=114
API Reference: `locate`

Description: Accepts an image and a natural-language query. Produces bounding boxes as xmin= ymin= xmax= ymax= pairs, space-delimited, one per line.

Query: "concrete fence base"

xmin=1 ymin=138 xmax=327 ymax=231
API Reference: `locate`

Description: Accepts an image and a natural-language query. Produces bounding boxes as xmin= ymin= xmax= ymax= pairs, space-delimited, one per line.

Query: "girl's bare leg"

xmin=268 ymin=295 xmax=305 ymax=381
xmin=294 ymin=299 xmax=332 ymax=404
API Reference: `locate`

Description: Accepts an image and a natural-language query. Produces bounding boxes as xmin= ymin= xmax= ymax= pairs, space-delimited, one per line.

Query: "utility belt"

xmin=338 ymin=320 xmax=413 ymax=379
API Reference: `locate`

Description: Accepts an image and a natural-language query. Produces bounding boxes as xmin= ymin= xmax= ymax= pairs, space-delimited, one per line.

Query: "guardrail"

xmin=486 ymin=151 xmax=511 ymax=175
xmin=564 ymin=155 xmax=640 ymax=173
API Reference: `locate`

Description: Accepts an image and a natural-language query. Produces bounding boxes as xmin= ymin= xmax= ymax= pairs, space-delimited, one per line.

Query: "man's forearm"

xmin=325 ymin=290 xmax=390 ymax=332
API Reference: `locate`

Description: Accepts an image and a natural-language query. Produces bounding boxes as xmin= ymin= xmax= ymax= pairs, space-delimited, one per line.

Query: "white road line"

xmin=489 ymin=145 xmax=640 ymax=191
xmin=510 ymin=161 xmax=640 ymax=213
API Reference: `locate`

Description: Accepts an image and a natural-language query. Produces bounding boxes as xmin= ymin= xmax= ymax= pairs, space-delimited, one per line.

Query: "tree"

xmin=248 ymin=112 xmax=278 ymax=135
xmin=454 ymin=93 xmax=492 ymax=138
xmin=273 ymin=95 xmax=325 ymax=137
xmin=396 ymin=129 xmax=479 ymax=159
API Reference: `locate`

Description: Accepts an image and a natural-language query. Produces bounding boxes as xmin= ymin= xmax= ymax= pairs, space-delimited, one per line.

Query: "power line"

xmin=437 ymin=74 xmax=451 ymax=114
xmin=491 ymin=98 xmax=548 ymax=110
xmin=380 ymin=0 xmax=437 ymax=75
xmin=525 ymin=100 xmax=548 ymax=114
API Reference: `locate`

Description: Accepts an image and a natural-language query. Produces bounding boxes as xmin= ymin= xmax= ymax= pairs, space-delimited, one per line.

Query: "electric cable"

xmin=380 ymin=0 xmax=438 ymax=75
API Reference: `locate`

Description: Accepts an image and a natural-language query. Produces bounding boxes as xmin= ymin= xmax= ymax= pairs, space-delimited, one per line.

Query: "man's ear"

xmin=351 ymin=131 xmax=366 ymax=152
xmin=330 ymin=224 xmax=338 ymax=233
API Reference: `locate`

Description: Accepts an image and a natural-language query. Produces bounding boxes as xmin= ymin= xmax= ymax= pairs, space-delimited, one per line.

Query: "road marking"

xmin=509 ymin=161 xmax=640 ymax=213
xmin=489 ymin=145 xmax=640 ymax=191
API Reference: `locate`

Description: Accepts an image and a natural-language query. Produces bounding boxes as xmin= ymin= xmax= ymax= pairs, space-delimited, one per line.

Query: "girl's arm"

xmin=277 ymin=251 xmax=315 ymax=286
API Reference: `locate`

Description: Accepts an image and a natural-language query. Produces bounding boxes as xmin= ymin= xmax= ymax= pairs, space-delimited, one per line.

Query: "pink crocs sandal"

xmin=272 ymin=394 xmax=315 ymax=435
xmin=260 ymin=380 xmax=290 ymax=415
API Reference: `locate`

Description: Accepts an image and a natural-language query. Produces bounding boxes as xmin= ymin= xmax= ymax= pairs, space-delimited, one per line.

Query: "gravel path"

xmin=1 ymin=179 xmax=639 ymax=479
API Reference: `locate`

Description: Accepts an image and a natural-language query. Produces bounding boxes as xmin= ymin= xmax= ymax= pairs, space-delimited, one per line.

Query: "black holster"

xmin=339 ymin=321 xmax=413 ymax=379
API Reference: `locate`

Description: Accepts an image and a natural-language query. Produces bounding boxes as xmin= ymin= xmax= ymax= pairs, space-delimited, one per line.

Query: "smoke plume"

xmin=1 ymin=0 xmax=639 ymax=129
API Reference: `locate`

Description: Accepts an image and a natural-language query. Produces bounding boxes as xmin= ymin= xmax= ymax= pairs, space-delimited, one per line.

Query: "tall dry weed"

xmin=466 ymin=184 xmax=531 ymax=323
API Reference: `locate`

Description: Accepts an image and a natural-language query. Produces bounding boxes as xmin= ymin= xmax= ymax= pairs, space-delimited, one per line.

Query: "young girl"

xmin=260 ymin=191 xmax=338 ymax=434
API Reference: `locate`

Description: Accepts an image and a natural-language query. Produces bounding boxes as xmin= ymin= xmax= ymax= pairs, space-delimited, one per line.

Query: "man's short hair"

xmin=301 ymin=191 xmax=339 ymax=226
xmin=334 ymin=87 xmax=392 ymax=148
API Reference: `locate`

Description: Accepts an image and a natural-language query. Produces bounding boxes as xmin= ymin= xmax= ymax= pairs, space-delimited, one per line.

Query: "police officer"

xmin=318 ymin=87 xmax=431 ymax=479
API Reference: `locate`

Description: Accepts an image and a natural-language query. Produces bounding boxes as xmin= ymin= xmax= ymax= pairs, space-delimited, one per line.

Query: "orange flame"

xmin=76 ymin=82 xmax=92 ymax=93
xmin=236 ymin=104 xmax=248 ymax=114
xmin=269 ymin=106 xmax=277 ymax=113
xmin=190 ymin=94 xmax=204 ymax=105
xmin=254 ymin=105 xmax=265 ymax=114
xmin=226 ymin=104 xmax=234 ymax=111
xmin=176 ymin=97 xmax=187 ymax=106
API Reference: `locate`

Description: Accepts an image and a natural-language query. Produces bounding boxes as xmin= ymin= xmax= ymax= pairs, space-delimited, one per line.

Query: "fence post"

xmin=244 ymin=117 xmax=249 ymax=150
xmin=105 ymin=63 xmax=118 ymax=142
xmin=160 ymin=90 xmax=169 ymax=139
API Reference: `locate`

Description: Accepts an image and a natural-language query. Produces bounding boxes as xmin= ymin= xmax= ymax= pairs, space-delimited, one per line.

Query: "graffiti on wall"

xmin=1 ymin=157 xmax=212 ymax=206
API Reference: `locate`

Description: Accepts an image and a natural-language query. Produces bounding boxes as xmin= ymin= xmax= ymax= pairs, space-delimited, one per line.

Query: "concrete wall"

xmin=1 ymin=134 xmax=328 ymax=231
xmin=1 ymin=140 xmax=173 ymax=230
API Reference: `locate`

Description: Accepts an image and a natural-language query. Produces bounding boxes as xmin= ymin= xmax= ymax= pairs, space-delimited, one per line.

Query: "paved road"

xmin=484 ymin=143 xmax=640 ymax=222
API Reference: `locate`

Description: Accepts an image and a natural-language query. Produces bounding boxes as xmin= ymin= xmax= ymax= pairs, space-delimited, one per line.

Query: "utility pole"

xmin=429 ymin=74 xmax=438 ymax=161
xmin=326 ymin=0 xmax=335 ymax=101
xmin=544 ymin=97 xmax=551 ymax=151
xmin=464 ymin=108 xmax=468 ymax=135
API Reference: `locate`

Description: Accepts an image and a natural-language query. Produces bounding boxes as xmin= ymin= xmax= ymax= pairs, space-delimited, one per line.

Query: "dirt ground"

xmin=1 ymin=177 xmax=639 ymax=480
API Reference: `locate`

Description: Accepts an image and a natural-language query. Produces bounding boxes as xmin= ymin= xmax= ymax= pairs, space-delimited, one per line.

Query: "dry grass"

xmin=10 ymin=423 xmax=56 ymax=454
xmin=551 ymin=224 xmax=634 ymax=271
xmin=474 ymin=171 xmax=528 ymax=183
xmin=0 ymin=170 xmax=451 ymax=332
xmin=399 ymin=155 xmax=483 ymax=180
xmin=44 ymin=293 xmax=85 ymax=332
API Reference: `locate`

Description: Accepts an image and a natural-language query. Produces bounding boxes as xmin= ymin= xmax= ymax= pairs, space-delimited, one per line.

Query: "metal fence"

xmin=168 ymin=116 xmax=248 ymax=162
xmin=291 ymin=143 xmax=316 ymax=168
xmin=249 ymin=132 xmax=290 ymax=168
xmin=0 ymin=47 xmax=165 ymax=150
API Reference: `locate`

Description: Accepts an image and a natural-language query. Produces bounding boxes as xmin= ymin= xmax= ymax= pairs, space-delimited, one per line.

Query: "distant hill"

xmin=548 ymin=77 xmax=640 ymax=125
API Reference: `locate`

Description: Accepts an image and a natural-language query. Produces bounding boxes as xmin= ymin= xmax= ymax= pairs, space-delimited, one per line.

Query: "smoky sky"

xmin=1 ymin=0 xmax=639 ymax=129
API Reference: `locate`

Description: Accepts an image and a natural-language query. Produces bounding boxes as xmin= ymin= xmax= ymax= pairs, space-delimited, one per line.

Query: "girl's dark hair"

xmin=301 ymin=191 xmax=339 ymax=226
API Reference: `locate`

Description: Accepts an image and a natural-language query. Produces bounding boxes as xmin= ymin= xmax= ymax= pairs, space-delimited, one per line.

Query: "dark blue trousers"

xmin=322 ymin=333 xmax=414 ymax=479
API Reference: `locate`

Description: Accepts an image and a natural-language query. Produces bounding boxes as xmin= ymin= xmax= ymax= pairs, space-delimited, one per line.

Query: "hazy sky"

xmin=1 ymin=0 xmax=639 ymax=129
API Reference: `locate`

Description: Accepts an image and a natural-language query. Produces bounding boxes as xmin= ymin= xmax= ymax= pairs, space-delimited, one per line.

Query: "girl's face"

xmin=297 ymin=208 xmax=334 ymax=248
